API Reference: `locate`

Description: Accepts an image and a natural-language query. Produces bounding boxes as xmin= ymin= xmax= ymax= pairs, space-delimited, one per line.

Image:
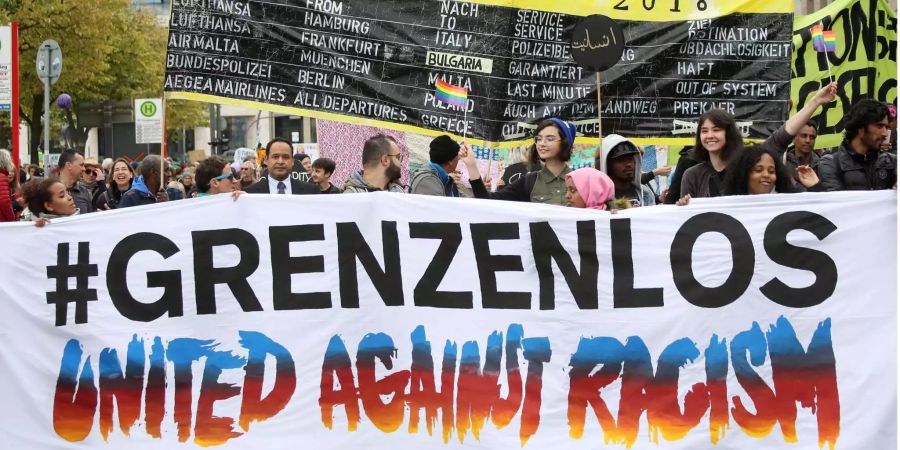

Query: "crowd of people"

xmin=0 ymin=84 xmax=895 ymax=226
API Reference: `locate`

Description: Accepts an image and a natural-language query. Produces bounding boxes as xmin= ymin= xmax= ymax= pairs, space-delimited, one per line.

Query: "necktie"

xmin=277 ymin=181 xmax=286 ymax=195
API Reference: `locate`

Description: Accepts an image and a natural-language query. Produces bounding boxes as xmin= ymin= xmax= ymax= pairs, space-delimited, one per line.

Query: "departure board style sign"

xmin=164 ymin=0 xmax=794 ymax=145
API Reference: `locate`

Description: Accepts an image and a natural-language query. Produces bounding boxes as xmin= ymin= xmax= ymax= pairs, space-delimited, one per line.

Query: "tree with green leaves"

xmin=5 ymin=0 xmax=206 ymax=163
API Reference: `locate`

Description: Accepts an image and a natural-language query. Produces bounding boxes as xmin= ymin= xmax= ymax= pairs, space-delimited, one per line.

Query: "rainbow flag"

xmin=811 ymin=24 xmax=825 ymax=51
xmin=811 ymin=24 xmax=836 ymax=52
xmin=435 ymin=79 xmax=468 ymax=108
xmin=823 ymin=30 xmax=837 ymax=52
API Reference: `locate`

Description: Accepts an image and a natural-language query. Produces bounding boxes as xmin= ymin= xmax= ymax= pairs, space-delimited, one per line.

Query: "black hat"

xmin=607 ymin=142 xmax=640 ymax=161
xmin=429 ymin=135 xmax=461 ymax=165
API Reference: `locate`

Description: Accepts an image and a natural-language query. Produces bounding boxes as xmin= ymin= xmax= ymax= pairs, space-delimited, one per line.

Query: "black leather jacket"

xmin=818 ymin=141 xmax=896 ymax=191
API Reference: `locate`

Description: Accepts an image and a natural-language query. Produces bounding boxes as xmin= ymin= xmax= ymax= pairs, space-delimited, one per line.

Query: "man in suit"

xmin=244 ymin=138 xmax=320 ymax=195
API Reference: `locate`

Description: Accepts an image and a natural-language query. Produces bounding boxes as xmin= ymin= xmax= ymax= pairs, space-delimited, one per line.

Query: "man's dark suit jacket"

xmin=244 ymin=176 xmax=320 ymax=195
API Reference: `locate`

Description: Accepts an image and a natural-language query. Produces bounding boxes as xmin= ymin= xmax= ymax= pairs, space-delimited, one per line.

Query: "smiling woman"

xmin=469 ymin=118 xmax=576 ymax=206
xmin=722 ymin=145 xmax=820 ymax=195
xmin=680 ymin=82 xmax=838 ymax=199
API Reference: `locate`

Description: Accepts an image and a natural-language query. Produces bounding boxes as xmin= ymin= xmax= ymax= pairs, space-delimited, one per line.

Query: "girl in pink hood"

xmin=565 ymin=168 xmax=615 ymax=210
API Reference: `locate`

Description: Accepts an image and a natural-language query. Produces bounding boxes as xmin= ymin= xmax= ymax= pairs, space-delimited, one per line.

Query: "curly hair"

xmin=527 ymin=120 xmax=572 ymax=165
xmin=843 ymin=99 xmax=889 ymax=142
xmin=22 ymin=177 xmax=64 ymax=215
xmin=691 ymin=109 xmax=744 ymax=163
xmin=723 ymin=145 xmax=794 ymax=195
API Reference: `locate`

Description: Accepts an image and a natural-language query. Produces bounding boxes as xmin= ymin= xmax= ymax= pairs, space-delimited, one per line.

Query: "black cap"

xmin=429 ymin=135 xmax=461 ymax=165
xmin=607 ymin=142 xmax=639 ymax=160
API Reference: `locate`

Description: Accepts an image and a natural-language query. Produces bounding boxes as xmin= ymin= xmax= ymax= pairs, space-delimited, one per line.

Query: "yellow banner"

xmin=790 ymin=0 xmax=897 ymax=149
xmin=466 ymin=0 xmax=792 ymax=21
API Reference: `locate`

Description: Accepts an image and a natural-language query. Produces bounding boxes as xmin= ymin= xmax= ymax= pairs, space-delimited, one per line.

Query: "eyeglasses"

xmin=534 ymin=136 xmax=559 ymax=143
xmin=388 ymin=152 xmax=404 ymax=162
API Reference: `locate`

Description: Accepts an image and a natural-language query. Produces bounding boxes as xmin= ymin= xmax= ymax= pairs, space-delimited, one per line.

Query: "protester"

xmin=79 ymin=157 xmax=107 ymax=207
xmin=343 ymin=134 xmax=408 ymax=193
xmin=641 ymin=166 xmax=671 ymax=184
xmin=118 ymin=156 xmax=170 ymax=208
xmin=310 ymin=157 xmax=342 ymax=193
xmin=245 ymin=138 xmax=320 ymax=194
xmin=194 ymin=156 xmax=235 ymax=196
xmin=0 ymin=149 xmax=15 ymax=221
xmin=410 ymin=135 xmax=468 ymax=197
xmin=500 ymin=150 xmax=541 ymax=187
xmin=95 ymin=158 xmax=133 ymax=210
xmin=164 ymin=163 xmax=185 ymax=201
xmin=882 ymin=104 xmax=897 ymax=154
xmin=677 ymin=146 xmax=821 ymax=205
xmin=784 ymin=121 xmax=821 ymax=185
xmin=596 ymin=134 xmax=656 ymax=207
xmin=565 ymin=167 xmax=615 ymax=210
xmin=724 ymin=146 xmax=821 ymax=194
xmin=292 ymin=153 xmax=312 ymax=183
xmin=818 ymin=99 xmax=896 ymax=191
xmin=663 ymin=146 xmax=698 ymax=204
xmin=57 ymin=149 xmax=94 ymax=214
xmin=20 ymin=178 xmax=78 ymax=226
xmin=180 ymin=171 xmax=195 ymax=197
xmin=469 ymin=118 xmax=575 ymax=205
xmin=239 ymin=158 xmax=258 ymax=189
xmin=101 ymin=157 xmax=114 ymax=178
xmin=680 ymin=82 xmax=837 ymax=199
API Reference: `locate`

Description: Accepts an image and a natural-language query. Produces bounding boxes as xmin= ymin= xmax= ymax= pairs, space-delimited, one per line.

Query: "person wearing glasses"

xmin=194 ymin=156 xmax=238 ymax=197
xmin=468 ymin=118 xmax=575 ymax=205
xmin=343 ymin=134 xmax=408 ymax=193
xmin=245 ymin=138 xmax=320 ymax=195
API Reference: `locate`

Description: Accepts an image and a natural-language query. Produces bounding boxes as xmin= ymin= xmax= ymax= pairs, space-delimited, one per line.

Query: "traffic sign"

xmin=36 ymin=39 xmax=61 ymax=85
xmin=134 ymin=98 xmax=163 ymax=144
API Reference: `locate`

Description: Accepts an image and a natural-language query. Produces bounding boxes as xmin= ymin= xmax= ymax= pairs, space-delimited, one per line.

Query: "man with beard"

xmin=819 ymin=100 xmax=896 ymax=191
xmin=597 ymin=134 xmax=656 ymax=207
xmin=244 ymin=138 xmax=320 ymax=195
xmin=343 ymin=134 xmax=408 ymax=193
xmin=783 ymin=121 xmax=821 ymax=185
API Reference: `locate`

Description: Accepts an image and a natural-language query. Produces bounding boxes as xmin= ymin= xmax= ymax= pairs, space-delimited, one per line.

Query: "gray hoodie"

xmin=598 ymin=134 xmax=656 ymax=207
xmin=342 ymin=170 xmax=407 ymax=194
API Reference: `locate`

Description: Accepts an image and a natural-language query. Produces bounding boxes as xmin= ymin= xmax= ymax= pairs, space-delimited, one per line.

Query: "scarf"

xmin=429 ymin=162 xmax=458 ymax=197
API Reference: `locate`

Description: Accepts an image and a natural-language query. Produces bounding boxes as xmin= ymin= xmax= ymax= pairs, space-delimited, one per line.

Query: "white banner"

xmin=0 ymin=192 xmax=895 ymax=449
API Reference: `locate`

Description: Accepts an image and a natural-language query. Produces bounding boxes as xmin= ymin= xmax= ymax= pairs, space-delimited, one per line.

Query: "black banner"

xmin=164 ymin=0 xmax=793 ymax=142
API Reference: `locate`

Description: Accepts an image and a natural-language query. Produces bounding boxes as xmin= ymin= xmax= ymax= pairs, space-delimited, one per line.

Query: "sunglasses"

xmin=210 ymin=172 xmax=234 ymax=186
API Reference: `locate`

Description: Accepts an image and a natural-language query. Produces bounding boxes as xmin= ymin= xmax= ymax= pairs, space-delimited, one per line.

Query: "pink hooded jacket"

xmin=566 ymin=168 xmax=615 ymax=210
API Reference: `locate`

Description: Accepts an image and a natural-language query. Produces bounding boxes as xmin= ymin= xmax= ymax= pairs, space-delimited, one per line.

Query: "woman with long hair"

xmin=0 ymin=149 xmax=15 ymax=221
xmin=469 ymin=118 xmax=576 ymax=205
xmin=680 ymin=82 xmax=837 ymax=199
xmin=677 ymin=146 xmax=820 ymax=205
xmin=95 ymin=158 xmax=134 ymax=210
xmin=722 ymin=146 xmax=820 ymax=195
